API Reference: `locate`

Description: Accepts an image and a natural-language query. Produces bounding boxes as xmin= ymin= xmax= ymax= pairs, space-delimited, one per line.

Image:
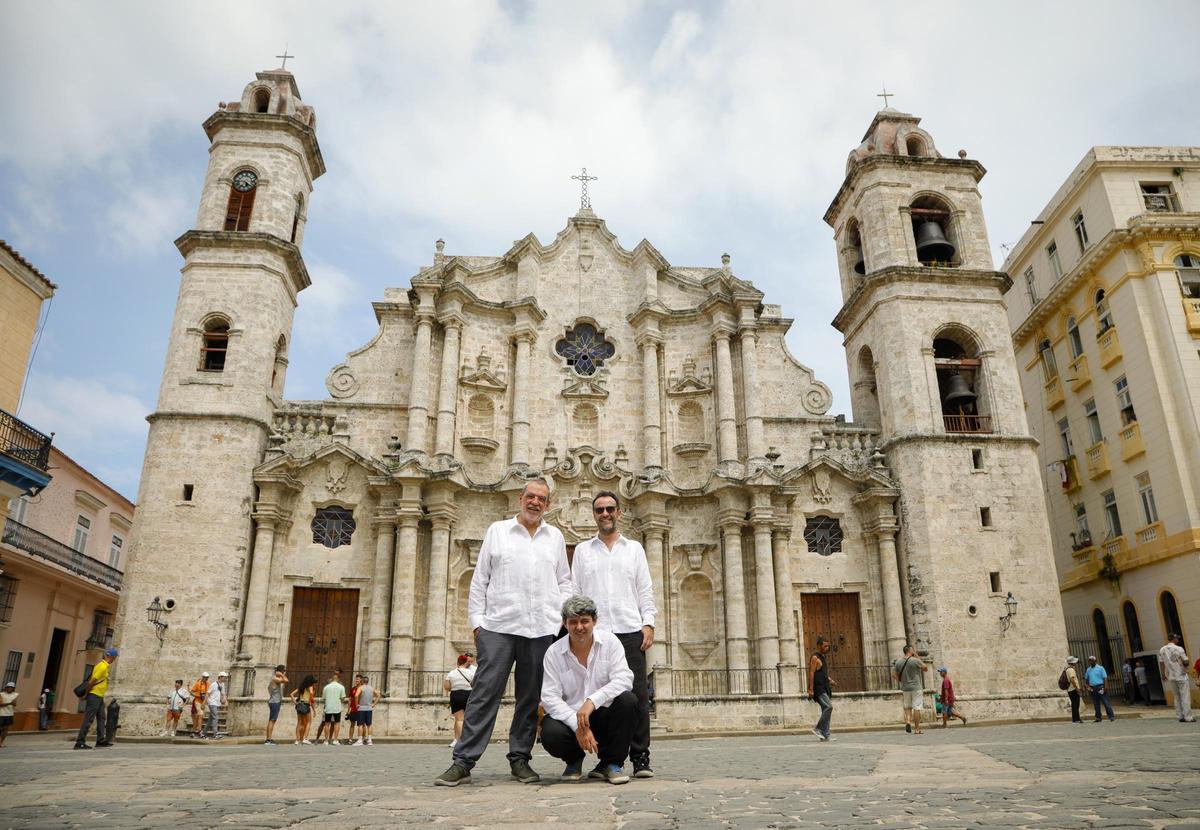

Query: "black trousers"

xmin=1068 ymin=690 xmax=1081 ymax=722
xmin=541 ymin=690 xmax=637 ymax=767
xmin=75 ymin=694 xmax=106 ymax=745
xmin=615 ymin=630 xmax=651 ymax=763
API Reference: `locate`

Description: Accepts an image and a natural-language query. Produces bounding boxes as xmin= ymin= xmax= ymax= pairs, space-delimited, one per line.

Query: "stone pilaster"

xmin=421 ymin=512 xmax=455 ymax=672
xmin=239 ymin=510 xmax=278 ymax=659
xmin=509 ymin=328 xmax=536 ymax=467
xmin=640 ymin=518 xmax=669 ymax=669
xmin=388 ymin=486 xmax=423 ymax=689
xmin=366 ymin=512 xmax=396 ymax=674
xmin=772 ymin=527 xmax=799 ymax=666
xmin=434 ymin=314 xmax=463 ymax=458
xmin=750 ymin=502 xmax=780 ymax=668
xmin=637 ymin=331 xmax=663 ymax=471
xmin=404 ymin=309 xmax=436 ymax=454
xmin=718 ymin=511 xmax=749 ymax=671
xmin=739 ymin=324 xmax=766 ymax=464
xmin=874 ymin=519 xmax=907 ymax=658
xmin=712 ymin=324 xmax=739 ymax=463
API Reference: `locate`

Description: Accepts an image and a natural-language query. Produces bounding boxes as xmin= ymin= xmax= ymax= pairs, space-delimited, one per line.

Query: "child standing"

xmin=937 ymin=667 xmax=968 ymax=727
xmin=163 ymin=679 xmax=188 ymax=736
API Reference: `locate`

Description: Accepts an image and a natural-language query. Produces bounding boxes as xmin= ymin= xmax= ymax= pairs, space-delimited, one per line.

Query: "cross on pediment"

xmin=276 ymin=45 xmax=294 ymax=70
xmin=571 ymin=167 xmax=598 ymax=210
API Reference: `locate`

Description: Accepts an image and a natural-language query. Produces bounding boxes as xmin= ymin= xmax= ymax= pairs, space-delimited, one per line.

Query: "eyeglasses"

xmin=593 ymin=505 xmax=618 ymax=514
xmin=522 ymin=494 xmax=548 ymax=504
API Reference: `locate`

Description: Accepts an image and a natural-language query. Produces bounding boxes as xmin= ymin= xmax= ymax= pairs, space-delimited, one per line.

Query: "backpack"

xmin=1057 ymin=669 xmax=1070 ymax=690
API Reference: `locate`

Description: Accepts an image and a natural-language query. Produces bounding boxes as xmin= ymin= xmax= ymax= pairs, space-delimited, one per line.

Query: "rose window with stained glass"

xmin=311 ymin=506 xmax=356 ymax=549
xmin=554 ymin=322 xmax=615 ymax=376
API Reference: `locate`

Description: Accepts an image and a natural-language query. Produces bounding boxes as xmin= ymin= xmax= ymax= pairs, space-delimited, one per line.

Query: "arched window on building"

xmin=1092 ymin=609 xmax=1115 ymax=673
xmin=1122 ymin=600 xmax=1143 ymax=653
xmin=311 ymin=506 xmax=356 ymax=549
xmin=1160 ymin=590 xmax=1185 ymax=650
xmin=905 ymin=135 xmax=926 ymax=157
xmin=290 ymin=194 xmax=303 ymax=243
xmin=803 ymin=516 xmax=843 ymax=556
xmin=254 ymin=88 xmax=271 ymax=113
xmin=846 ymin=217 xmax=866 ymax=276
xmin=933 ymin=327 xmax=991 ymax=434
xmin=224 ymin=169 xmax=258 ymax=232
xmin=199 ymin=319 xmax=230 ymax=372
xmin=854 ymin=346 xmax=880 ymax=428
xmin=1095 ymin=289 xmax=1114 ymax=334
xmin=1175 ymin=253 xmax=1200 ymax=298
xmin=1067 ymin=316 xmax=1084 ymax=359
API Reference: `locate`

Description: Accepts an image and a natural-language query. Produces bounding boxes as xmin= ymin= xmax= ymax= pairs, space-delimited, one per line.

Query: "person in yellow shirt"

xmin=74 ymin=648 xmax=117 ymax=749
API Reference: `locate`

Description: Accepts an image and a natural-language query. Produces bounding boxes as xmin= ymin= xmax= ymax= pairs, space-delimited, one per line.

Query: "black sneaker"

xmin=905 ymin=723 xmax=912 ymax=733
xmin=95 ymin=742 xmax=113 ymax=747
xmin=73 ymin=743 xmax=92 ymax=750
xmin=632 ymin=760 xmax=655 ymax=778
xmin=587 ymin=762 xmax=607 ymax=780
xmin=434 ymin=764 xmax=471 ymax=787
xmin=510 ymin=759 xmax=540 ymax=783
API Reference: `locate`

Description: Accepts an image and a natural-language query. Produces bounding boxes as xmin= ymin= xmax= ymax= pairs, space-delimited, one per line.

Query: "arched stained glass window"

xmin=804 ymin=516 xmax=843 ymax=556
xmin=311 ymin=506 xmax=356 ymax=549
xmin=555 ymin=322 xmax=615 ymax=376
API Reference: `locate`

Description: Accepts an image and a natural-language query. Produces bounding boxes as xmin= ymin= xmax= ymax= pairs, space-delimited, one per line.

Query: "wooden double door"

xmin=801 ymin=592 xmax=866 ymax=692
xmin=285 ymin=587 xmax=359 ymax=686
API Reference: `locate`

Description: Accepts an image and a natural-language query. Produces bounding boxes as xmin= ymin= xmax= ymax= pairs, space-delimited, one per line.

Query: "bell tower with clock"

xmin=111 ymin=67 xmax=325 ymax=720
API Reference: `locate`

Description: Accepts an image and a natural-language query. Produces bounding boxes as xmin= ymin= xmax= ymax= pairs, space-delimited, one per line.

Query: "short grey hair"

xmin=561 ymin=595 xmax=598 ymax=621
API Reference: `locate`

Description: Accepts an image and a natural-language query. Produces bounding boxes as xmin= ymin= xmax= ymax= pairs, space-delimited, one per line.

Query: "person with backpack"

xmin=892 ymin=645 xmax=929 ymax=734
xmin=444 ymin=653 xmax=476 ymax=749
xmin=1061 ymin=656 xmax=1082 ymax=723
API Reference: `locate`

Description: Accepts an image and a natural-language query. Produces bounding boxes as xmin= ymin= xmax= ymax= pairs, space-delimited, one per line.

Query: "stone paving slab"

xmin=0 ymin=719 xmax=1197 ymax=828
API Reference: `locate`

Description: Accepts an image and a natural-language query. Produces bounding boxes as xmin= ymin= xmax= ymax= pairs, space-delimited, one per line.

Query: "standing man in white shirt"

xmin=540 ymin=595 xmax=636 ymax=784
xmin=1158 ymin=633 xmax=1195 ymax=723
xmin=570 ymin=490 xmax=657 ymax=778
xmin=205 ymin=671 xmax=228 ymax=739
xmin=435 ymin=478 xmax=572 ymax=787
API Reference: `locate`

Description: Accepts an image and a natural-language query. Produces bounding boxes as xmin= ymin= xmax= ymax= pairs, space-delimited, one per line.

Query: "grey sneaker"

xmin=602 ymin=763 xmax=630 ymax=785
xmin=434 ymin=764 xmax=472 ymax=787
xmin=632 ymin=760 xmax=655 ymax=778
xmin=561 ymin=761 xmax=583 ymax=781
xmin=510 ymin=759 xmax=540 ymax=783
xmin=587 ymin=762 xmax=607 ymax=780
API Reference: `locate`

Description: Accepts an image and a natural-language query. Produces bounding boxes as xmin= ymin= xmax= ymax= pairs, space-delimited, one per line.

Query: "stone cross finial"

xmin=877 ymin=84 xmax=894 ymax=108
xmin=571 ymin=167 xmax=598 ymax=210
xmin=276 ymin=46 xmax=295 ymax=70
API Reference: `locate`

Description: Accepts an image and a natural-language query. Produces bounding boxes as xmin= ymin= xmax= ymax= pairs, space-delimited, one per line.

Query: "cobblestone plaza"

xmin=2 ymin=715 xmax=1198 ymax=828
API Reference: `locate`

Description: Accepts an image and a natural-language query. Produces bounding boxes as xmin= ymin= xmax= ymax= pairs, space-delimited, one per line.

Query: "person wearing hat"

xmin=189 ymin=672 xmax=211 ymax=738
xmin=0 ymin=681 xmax=19 ymax=747
xmin=1064 ymin=656 xmax=1083 ymax=723
xmin=205 ymin=671 xmax=228 ymax=739
xmin=38 ymin=686 xmax=54 ymax=731
xmin=1084 ymin=656 xmax=1115 ymax=722
xmin=936 ymin=667 xmax=967 ymax=727
xmin=443 ymin=653 xmax=477 ymax=749
xmin=74 ymin=647 xmax=118 ymax=749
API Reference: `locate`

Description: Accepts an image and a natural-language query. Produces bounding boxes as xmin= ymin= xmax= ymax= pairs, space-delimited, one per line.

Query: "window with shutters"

xmin=3 ymin=651 xmax=20 ymax=687
xmin=224 ymin=169 xmax=258 ymax=231
xmin=1073 ymin=211 xmax=1089 ymax=252
xmin=200 ymin=319 xmax=230 ymax=372
xmin=0 ymin=576 xmax=17 ymax=623
xmin=73 ymin=515 xmax=91 ymax=553
xmin=1140 ymin=182 xmax=1179 ymax=212
xmin=803 ymin=516 xmax=843 ymax=556
xmin=1046 ymin=241 xmax=1062 ymax=280
xmin=1176 ymin=254 xmax=1200 ymax=298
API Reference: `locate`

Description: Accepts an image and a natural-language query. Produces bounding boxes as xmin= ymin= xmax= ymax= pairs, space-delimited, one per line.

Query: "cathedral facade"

xmin=112 ymin=68 xmax=1069 ymax=735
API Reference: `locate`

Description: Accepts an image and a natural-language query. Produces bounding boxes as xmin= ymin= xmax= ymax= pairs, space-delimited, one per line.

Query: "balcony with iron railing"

xmin=0 ymin=408 xmax=53 ymax=499
xmin=1 ymin=519 xmax=123 ymax=591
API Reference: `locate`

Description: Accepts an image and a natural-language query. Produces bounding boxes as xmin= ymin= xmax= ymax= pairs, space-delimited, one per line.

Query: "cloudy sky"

xmin=2 ymin=1 xmax=1197 ymax=502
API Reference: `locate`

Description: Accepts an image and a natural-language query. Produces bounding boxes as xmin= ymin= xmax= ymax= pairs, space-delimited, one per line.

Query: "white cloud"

xmin=105 ymin=182 xmax=191 ymax=257
xmin=19 ymin=375 xmax=150 ymax=446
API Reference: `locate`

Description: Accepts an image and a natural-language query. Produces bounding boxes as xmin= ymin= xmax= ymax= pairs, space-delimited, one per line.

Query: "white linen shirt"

xmin=571 ymin=534 xmax=657 ymax=634
xmin=540 ymin=629 xmax=633 ymax=732
xmin=468 ymin=516 xmax=572 ymax=638
xmin=1159 ymin=642 xmax=1191 ymax=682
xmin=206 ymin=682 xmax=226 ymax=707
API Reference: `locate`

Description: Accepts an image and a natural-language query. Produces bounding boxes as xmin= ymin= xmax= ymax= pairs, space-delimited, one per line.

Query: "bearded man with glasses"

xmin=569 ymin=490 xmax=658 ymax=778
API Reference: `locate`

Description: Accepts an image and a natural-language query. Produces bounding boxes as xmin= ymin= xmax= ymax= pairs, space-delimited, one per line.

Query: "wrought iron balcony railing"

xmin=1 ymin=519 xmax=123 ymax=591
xmin=0 ymin=408 xmax=53 ymax=472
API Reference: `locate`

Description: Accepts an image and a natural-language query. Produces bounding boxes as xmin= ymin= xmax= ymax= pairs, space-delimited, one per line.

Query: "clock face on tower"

xmin=232 ymin=170 xmax=258 ymax=192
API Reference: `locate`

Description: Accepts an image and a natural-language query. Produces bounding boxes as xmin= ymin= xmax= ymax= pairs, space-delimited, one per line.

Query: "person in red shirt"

xmin=345 ymin=674 xmax=362 ymax=743
xmin=937 ymin=667 xmax=968 ymax=727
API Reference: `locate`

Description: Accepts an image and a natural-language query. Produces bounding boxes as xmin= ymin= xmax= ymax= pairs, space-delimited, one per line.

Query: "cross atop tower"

xmin=877 ymin=84 xmax=895 ymax=109
xmin=276 ymin=45 xmax=295 ymax=70
xmin=571 ymin=167 xmax=598 ymax=210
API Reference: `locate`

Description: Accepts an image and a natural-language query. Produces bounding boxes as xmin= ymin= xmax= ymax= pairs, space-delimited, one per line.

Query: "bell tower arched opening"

xmin=911 ymin=194 xmax=960 ymax=267
xmin=932 ymin=327 xmax=991 ymax=433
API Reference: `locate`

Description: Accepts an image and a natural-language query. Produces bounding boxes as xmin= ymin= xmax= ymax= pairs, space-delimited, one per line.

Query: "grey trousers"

xmin=452 ymin=627 xmax=555 ymax=771
xmin=75 ymin=694 xmax=105 ymax=745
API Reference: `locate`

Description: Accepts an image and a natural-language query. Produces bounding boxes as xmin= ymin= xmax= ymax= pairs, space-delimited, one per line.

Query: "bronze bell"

xmin=915 ymin=221 xmax=956 ymax=263
xmin=943 ymin=372 xmax=977 ymax=410
xmin=854 ymin=254 xmax=866 ymax=275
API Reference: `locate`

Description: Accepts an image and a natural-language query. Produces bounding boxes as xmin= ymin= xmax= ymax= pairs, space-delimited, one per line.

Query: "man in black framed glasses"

xmin=569 ymin=490 xmax=658 ymax=778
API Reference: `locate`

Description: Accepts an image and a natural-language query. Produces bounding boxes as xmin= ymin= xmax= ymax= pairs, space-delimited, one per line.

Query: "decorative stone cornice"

xmin=202 ymin=110 xmax=325 ymax=179
xmin=824 ymin=156 xmax=985 ymax=227
xmin=832 ymin=264 xmax=1011 ymax=333
xmin=175 ymin=230 xmax=312 ymax=298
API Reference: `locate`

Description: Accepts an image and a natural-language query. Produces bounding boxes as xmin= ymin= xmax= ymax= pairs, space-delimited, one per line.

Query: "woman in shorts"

xmin=443 ymin=653 xmax=476 ymax=748
xmin=0 ymin=681 xmax=17 ymax=747
xmin=290 ymin=675 xmax=317 ymax=745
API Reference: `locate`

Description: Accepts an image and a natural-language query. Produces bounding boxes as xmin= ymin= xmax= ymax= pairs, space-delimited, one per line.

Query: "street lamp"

xmin=1000 ymin=591 xmax=1018 ymax=631
xmin=146 ymin=596 xmax=168 ymax=643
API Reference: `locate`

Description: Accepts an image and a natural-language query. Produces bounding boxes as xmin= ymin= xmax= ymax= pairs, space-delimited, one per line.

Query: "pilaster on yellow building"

xmin=1003 ymin=147 xmax=1200 ymax=707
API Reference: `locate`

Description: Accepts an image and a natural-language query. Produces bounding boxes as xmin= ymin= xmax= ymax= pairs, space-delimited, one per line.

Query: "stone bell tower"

xmin=112 ymin=67 xmax=324 ymax=728
xmin=826 ymin=107 xmax=1067 ymax=714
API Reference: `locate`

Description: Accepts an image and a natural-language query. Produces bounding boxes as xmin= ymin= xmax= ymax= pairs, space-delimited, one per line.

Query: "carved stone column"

xmin=389 ymin=502 xmax=422 ymax=681
xmin=641 ymin=522 xmax=668 ymax=669
xmin=739 ymin=325 xmax=766 ymax=463
xmin=240 ymin=511 xmax=277 ymax=658
xmin=712 ymin=326 xmax=739 ymax=463
xmin=434 ymin=315 xmax=463 ymax=458
xmin=772 ymin=527 xmax=799 ymax=666
xmin=422 ymin=513 xmax=454 ymax=672
xmin=638 ymin=332 xmax=663 ymax=471
xmin=510 ymin=329 xmax=536 ymax=467
xmin=876 ymin=520 xmax=907 ymax=658
xmin=751 ymin=508 xmax=780 ymax=668
xmin=718 ymin=514 xmax=750 ymax=671
xmin=405 ymin=311 xmax=436 ymax=454
xmin=366 ymin=513 xmax=396 ymax=674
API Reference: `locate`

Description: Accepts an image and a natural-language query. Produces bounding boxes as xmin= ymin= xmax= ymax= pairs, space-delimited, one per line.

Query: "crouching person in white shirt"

xmin=540 ymin=595 xmax=636 ymax=785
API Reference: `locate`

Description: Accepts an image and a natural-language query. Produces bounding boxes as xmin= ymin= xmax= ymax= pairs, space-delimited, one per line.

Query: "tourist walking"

xmin=809 ymin=636 xmax=835 ymax=741
xmin=320 ymin=670 xmax=348 ymax=745
xmin=290 ymin=675 xmax=317 ymax=744
xmin=935 ymin=667 xmax=967 ymax=726
xmin=1134 ymin=660 xmax=1150 ymax=705
xmin=38 ymin=688 xmax=53 ymax=731
xmin=345 ymin=674 xmax=362 ymax=744
xmin=539 ymin=595 xmax=636 ymax=784
xmin=435 ymin=478 xmax=573 ymax=787
xmin=353 ymin=675 xmax=377 ymax=746
xmin=444 ymin=654 xmax=476 ymax=748
xmin=570 ymin=490 xmax=658 ymax=778
xmin=163 ymin=680 xmax=188 ymax=736
xmin=1122 ymin=659 xmax=1136 ymax=705
xmin=264 ymin=665 xmax=287 ymax=745
xmin=893 ymin=645 xmax=928 ymax=734
xmin=1084 ymin=656 xmax=1115 ymax=722
xmin=189 ymin=672 xmax=210 ymax=738
xmin=0 ymin=682 xmax=18 ymax=747
xmin=1158 ymin=633 xmax=1195 ymax=723
xmin=1064 ymin=656 xmax=1083 ymax=723
xmin=74 ymin=647 xmax=117 ymax=749
xmin=205 ymin=671 xmax=228 ymax=738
